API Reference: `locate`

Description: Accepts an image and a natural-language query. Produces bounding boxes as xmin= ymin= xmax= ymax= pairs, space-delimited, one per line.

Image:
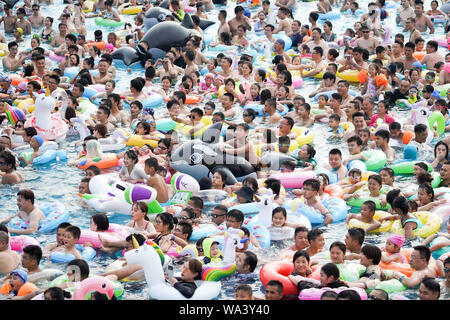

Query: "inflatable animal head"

xmin=71 ymin=117 xmax=91 ymax=140
xmin=412 ymin=103 xmax=431 ymax=126
xmin=72 ymin=275 xmax=115 ymax=300
xmin=51 ymin=89 xmax=68 ymax=117
xmin=254 ymin=189 xmax=276 ymax=228
xmin=223 ymin=228 xmax=245 ymax=261
xmin=33 ymin=88 xmax=56 ymax=109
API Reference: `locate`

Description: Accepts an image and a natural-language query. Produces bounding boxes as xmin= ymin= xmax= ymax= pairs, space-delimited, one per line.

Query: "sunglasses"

xmin=243 ymin=114 xmax=250 ymax=117
xmin=445 ymin=267 xmax=450 ymax=273
xmin=179 ymin=215 xmax=191 ymax=220
xmin=211 ymin=213 xmax=226 ymax=218
xmin=368 ymin=295 xmax=383 ymax=300
xmin=0 ymin=162 xmax=6 ymax=166
xmin=212 ymin=119 xmax=221 ymax=123
xmin=158 ymin=146 xmax=168 ymax=150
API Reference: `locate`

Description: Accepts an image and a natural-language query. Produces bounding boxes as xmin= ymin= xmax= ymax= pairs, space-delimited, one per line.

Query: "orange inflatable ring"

xmin=11 ymin=74 xmax=26 ymax=87
xmin=87 ymin=41 xmax=107 ymax=51
xmin=402 ymin=131 xmax=414 ymax=144
xmin=259 ymin=260 xmax=319 ymax=296
xmin=324 ymin=184 xmax=344 ymax=198
xmin=413 ymin=51 xmax=425 ymax=61
xmin=75 ymin=154 xmax=119 ymax=170
xmin=185 ymin=95 xmax=201 ymax=105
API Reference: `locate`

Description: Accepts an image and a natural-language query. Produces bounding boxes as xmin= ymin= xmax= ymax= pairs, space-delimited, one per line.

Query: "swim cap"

xmin=10 ymin=269 xmax=27 ymax=284
xmin=275 ymin=38 xmax=285 ymax=47
xmin=387 ymin=235 xmax=405 ymax=248
xmin=215 ymin=75 xmax=224 ymax=82
xmin=205 ymin=73 xmax=214 ymax=79
xmin=32 ymin=135 xmax=44 ymax=147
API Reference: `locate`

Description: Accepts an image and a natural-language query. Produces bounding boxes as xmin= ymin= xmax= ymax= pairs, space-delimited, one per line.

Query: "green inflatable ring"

xmin=373 ymin=279 xmax=407 ymax=294
xmin=95 ymin=17 xmax=125 ymax=27
xmin=362 ymin=150 xmax=387 ymax=172
xmin=428 ymin=111 xmax=445 ymax=136
xmin=388 ymin=161 xmax=432 ymax=176
xmin=347 ymin=197 xmax=391 ymax=211
xmin=431 ymin=172 xmax=442 ymax=188
xmin=337 ymin=263 xmax=366 ymax=282
xmin=156 ymin=118 xmax=177 ymax=132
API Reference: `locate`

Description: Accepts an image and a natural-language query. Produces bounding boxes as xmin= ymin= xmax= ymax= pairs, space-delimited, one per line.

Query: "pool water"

xmin=0 ymin=0 xmax=449 ymax=300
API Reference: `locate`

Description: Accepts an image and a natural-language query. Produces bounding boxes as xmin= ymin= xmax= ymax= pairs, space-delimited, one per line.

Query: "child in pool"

xmin=168 ymin=258 xmax=203 ymax=299
xmin=323 ymin=148 xmax=348 ymax=182
xmin=89 ymin=79 xmax=115 ymax=102
xmin=345 ymin=200 xmax=382 ymax=232
xmin=339 ymin=168 xmax=366 ymax=200
xmin=241 ymin=83 xmax=261 ymax=105
xmin=382 ymin=196 xmax=424 ymax=239
xmin=380 ymin=235 xmax=408 ymax=264
xmin=269 ymin=207 xmax=307 ymax=235
xmin=50 ymin=226 xmax=82 ymax=259
xmin=328 ymin=113 xmax=345 ymax=139
xmin=235 ymin=284 xmax=253 ymax=300
xmin=316 ymin=94 xmax=328 ymax=111
xmin=200 ymin=238 xmax=223 ymax=265
xmin=290 ymin=250 xmax=312 ymax=277
xmin=360 ymin=63 xmax=387 ymax=100
xmin=43 ymin=222 xmax=72 ymax=257
xmin=18 ymin=135 xmax=43 ymax=166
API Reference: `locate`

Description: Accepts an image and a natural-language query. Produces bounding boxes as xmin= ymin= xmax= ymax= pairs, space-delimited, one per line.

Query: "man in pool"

xmin=1 ymin=189 xmax=45 ymax=235
xmin=0 ymin=231 xmax=20 ymax=275
xmin=387 ymin=245 xmax=437 ymax=288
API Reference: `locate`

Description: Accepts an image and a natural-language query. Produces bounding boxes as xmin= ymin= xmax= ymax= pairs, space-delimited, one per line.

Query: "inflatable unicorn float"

xmin=125 ymin=239 xmax=221 ymax=300
xmin=79 ymin=174 xmax=163 ymax=215
xmin=24 ymin=89 xmax=68 ymax=142
xmin=243 ymin=189 xmax=312 ymax=242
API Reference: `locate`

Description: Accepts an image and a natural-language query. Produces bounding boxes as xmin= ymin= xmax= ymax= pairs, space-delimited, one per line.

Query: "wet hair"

xmin=307 ymin=228 xmax=323 ymax=242
xmin=413 ymin=245 xmax=431 ymax=263
xmin=362 ymin=200 xmax=376 ymax=213
xmin=44 ymin=287 xmax=72 ymax=300
xmin=292 ymin=250 xmax=310 ymax=264
xmin=132 ymin=201 xmax=150 ymax=221
xmin=23 ymin=245 xmax=42 ymax=263
xmin=0 ymin=151 xmax=17 ymax=171
xmin=337 ymin=289 xmax=361 ymax=300
xmin=67 ymin=259 xmax=90 ymax=280
xmin=330 ymin=241 xmax=346 ymax=255
xmin=303 ymin=179 xmax=320 ymax=192
xmin=361 ymin=244 xmax=382 ymax=265
xmin=392 ymin=196 xmax=409 ymax=215
xmin=91 ymin=213 xmax=109 ymax=231
xmin=347 ymin=228 xmax=365 ymax=245
xmin=156 ymin=212 xmax=176 ymax=231
xmin=418 ymin=183 xmax=434 ymax=201
xmin=65 ymin=226 xmax=81 ymax=240
xmin=226 ymin=209 xmax=244 ymax=223
xmin=17 ymin=189 xmax=35 ymax=204
xmin=124 ymin=149 xmax=139 ymax=164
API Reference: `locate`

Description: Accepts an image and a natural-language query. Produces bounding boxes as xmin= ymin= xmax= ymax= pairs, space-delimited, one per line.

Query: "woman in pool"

xmin=118 ymin=149 xmax=147 ymax=184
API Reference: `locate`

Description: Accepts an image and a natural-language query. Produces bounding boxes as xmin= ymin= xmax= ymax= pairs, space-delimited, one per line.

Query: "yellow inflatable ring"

xmin=336 ymin=69 xmax=360 ymax=83
xmin=82 ymin=0 xmax=94 ymax=12
xmin=116 ymin=129 xmax=164 ymax=148
xmin=16 ymin=98 xmax=35 ymax=113
xmin=292 ymin=126 xmax=315 ymax=147
xmin=175 ymin=116 xmax=212 ymax=137
xmin=121 ymin=5 xmax=142 ymax=14
xmin=348 ymin=211 xmax=393 ymax=233
xmin=390 ymin=211 xmax=441 ymax=238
